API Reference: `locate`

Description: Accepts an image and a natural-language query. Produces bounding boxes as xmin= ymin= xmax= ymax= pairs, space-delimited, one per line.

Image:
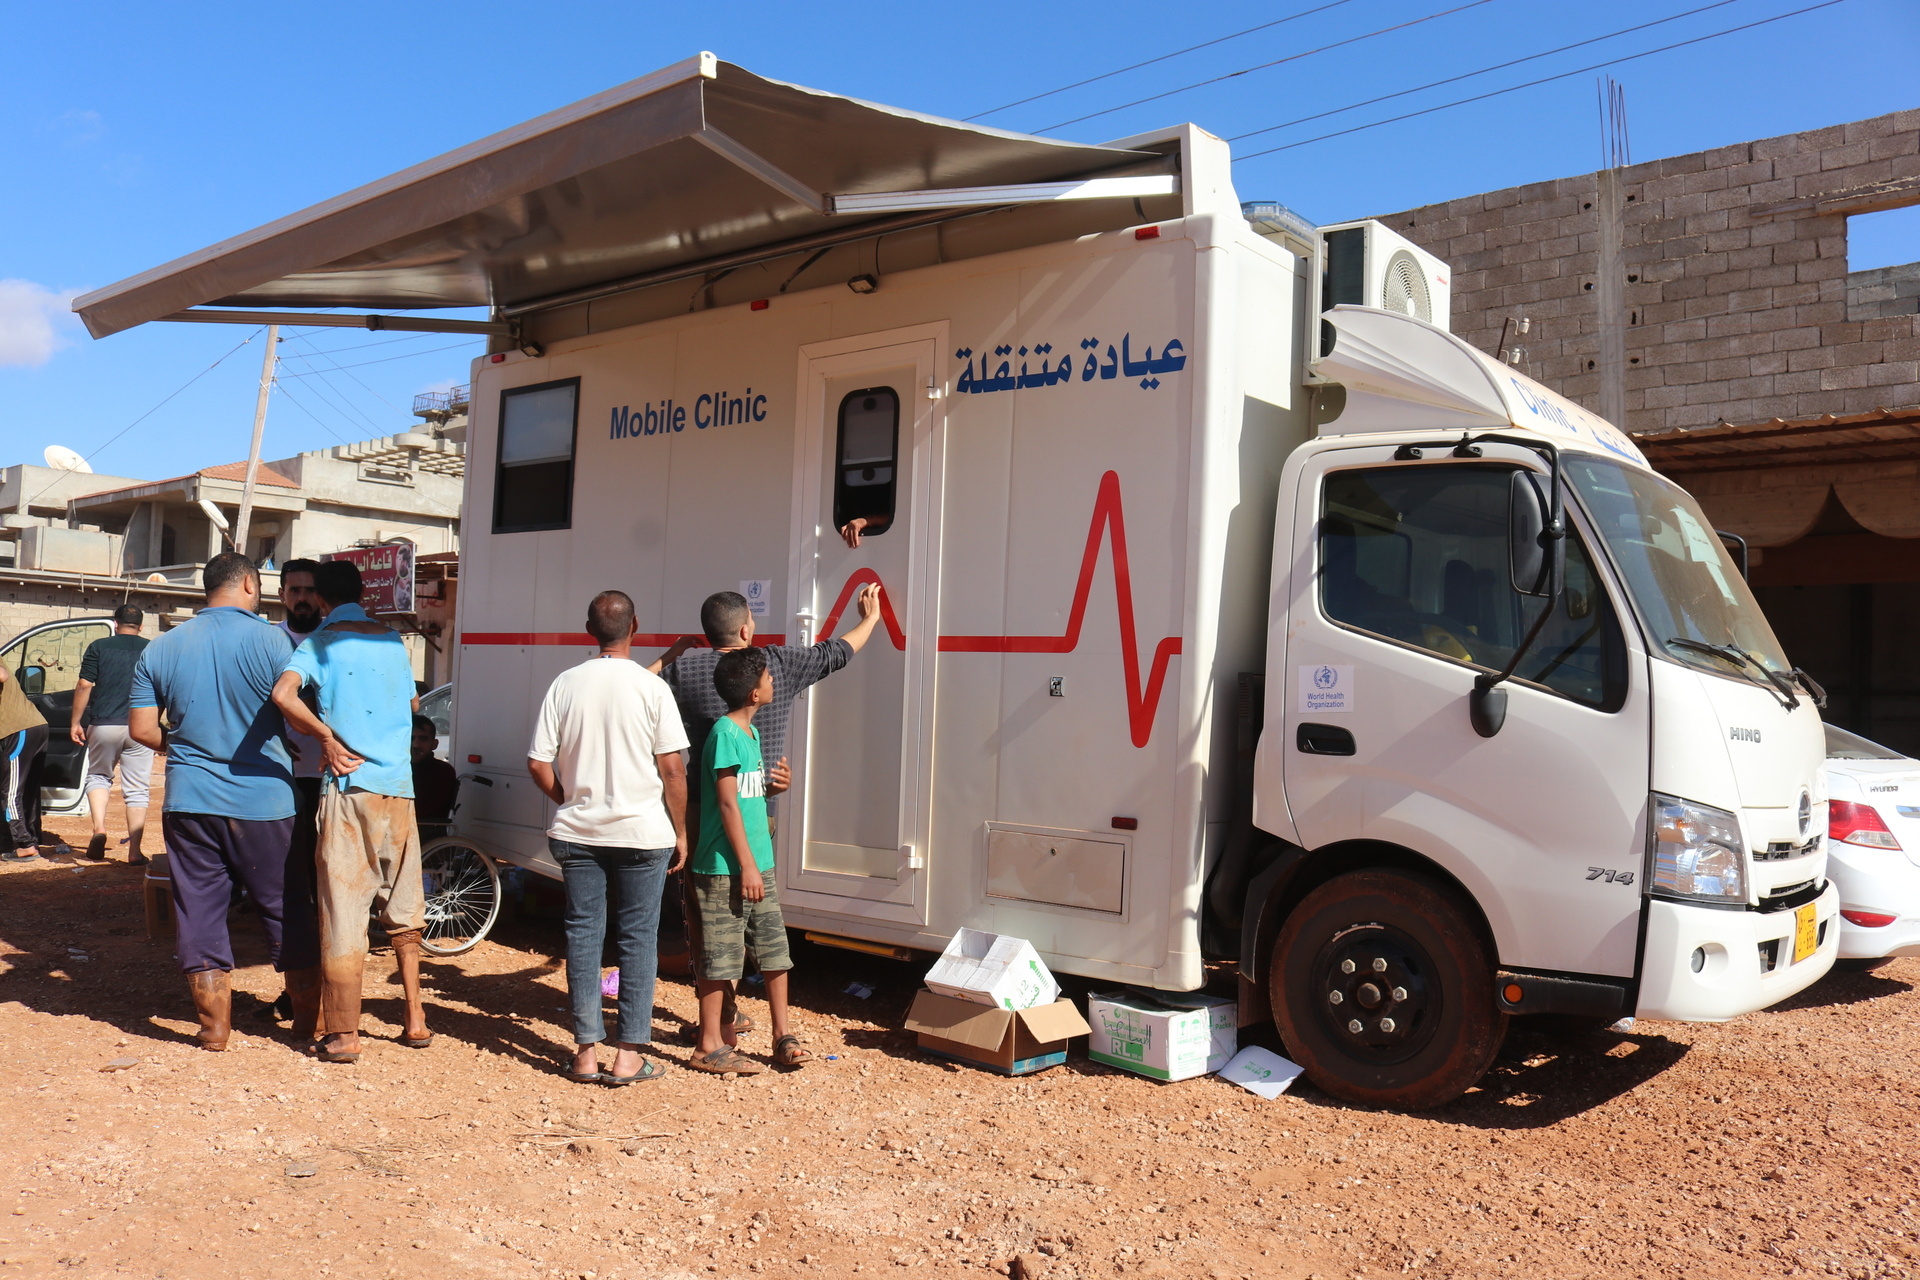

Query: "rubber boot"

xmin=283 ymin=966 xmax=322 ymax=1042
xmin=388 ymin=929 xmax=433 ymax=1047
xmin=187 ymin=970 xmax=232 ymax=1051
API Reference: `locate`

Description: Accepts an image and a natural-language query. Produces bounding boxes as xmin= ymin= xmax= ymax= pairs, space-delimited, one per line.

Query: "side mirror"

xmin=1508 ymin=470 xmax=1562 ymax=597
xmin=1716 ymin=529 xmax=1749 ymax=580
xmin=18 ymin=665 xmax=45 ymax=696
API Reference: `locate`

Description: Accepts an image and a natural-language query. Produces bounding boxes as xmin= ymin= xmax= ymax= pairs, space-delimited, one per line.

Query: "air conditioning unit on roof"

xmin=1318 ymin=219 xmax=1450 ymax=331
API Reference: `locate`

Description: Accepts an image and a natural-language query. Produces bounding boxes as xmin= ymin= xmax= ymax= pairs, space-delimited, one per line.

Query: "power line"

xmin=281 ymin=330 xmax=407 ymax=414
xmin=1037 ymin=0 xmax=1502 ymax=132
xmin=1228 ymin=0 xmax=1747 ymax=143
xmin=964 ymin=0 xmax=1360 ymax=121
xmin=271 ymin=379 xmax=357 ymax=447
xmin=274 ymin=339 xmax=478 ymax=376
xmin=282 ymin=327 xmax=447 ymax=357
xmin=21 ymin=329 xmax=262 ymax=511
xmin=1232 ymin=0 xmax=1852 ymax=160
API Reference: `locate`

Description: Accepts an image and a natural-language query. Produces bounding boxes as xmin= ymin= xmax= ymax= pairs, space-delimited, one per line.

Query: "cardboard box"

xmin=905 ymin=991 xmax=1091 ymax=1075
xmin=1087 ymin=990 xmax=1237 ymax=1082
xmin=922 ymin=927 xmax=1059 ymax=1010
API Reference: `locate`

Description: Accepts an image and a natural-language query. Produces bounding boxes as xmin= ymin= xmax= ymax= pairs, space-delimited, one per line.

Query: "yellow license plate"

xmin=1792 ymin=902 xmax=1819 ymax=964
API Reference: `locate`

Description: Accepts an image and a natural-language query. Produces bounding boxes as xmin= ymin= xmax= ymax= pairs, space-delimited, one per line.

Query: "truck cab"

xmin=1240 ymin=306 xmax=1836 ymax=1107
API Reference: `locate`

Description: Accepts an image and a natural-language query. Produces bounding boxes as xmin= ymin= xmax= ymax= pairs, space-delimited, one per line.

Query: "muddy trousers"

xmin=163 ymin=812 xmax=317 ymax=974
xmin=315 ymin=788 xmax=426 ymax=1036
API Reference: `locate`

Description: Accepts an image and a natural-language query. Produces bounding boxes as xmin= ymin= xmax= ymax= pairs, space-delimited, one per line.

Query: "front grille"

xmin=1757 ymin=835 xmax=1821 ymax=862
xmin=1758 ymin=880 xmax=1820 ymax=913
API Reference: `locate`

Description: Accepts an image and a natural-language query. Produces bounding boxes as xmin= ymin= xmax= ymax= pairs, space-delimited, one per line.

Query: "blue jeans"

xmin=550 ymin=839 xmax=673 ymax=1046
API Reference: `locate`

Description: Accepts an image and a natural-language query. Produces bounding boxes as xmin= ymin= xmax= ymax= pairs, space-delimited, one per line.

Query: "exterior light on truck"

xmin=1649 ymin=793 xmax=1747 ymax=903
xmin=1829 ymin=800 xmax=1901 ymax=850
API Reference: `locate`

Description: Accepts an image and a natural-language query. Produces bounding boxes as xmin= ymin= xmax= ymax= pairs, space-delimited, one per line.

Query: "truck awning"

xmin=73 ymin=54 xmax=1169 ymax=339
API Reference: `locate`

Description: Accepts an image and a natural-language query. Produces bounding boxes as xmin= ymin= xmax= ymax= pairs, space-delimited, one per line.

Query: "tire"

xmin=1270 ymin=869 xmax=1504 ymax=1110
xmin=418 ymin=839 xmax=502 ymax=957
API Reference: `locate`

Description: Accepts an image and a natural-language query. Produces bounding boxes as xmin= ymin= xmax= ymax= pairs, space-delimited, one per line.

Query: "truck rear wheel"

xmin=1270 ymin=869 xmax=1504 ymax=1110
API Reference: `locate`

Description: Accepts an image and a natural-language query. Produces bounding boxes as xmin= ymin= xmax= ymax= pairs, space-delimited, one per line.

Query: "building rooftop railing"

xmin=412 ymin=384 xmax=471 ymax=418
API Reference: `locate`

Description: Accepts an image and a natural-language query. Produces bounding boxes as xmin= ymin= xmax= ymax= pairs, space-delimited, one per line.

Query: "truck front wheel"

xmin=1270 ymin=869 xmax=1504 ymax=1110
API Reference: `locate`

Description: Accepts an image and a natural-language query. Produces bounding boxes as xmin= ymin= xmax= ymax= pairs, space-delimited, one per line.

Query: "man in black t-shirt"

xmin=70 ymin=605 xmax=153 ymax=863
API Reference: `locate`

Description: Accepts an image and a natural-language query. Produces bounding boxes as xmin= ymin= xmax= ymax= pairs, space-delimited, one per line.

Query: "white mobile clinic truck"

xmin=75 ymin=54 xmax=1838 ymax=1107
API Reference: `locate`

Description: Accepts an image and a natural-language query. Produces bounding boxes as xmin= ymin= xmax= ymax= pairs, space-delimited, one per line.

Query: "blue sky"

xmin=2 ymin=0 xmax=1915 ymax=482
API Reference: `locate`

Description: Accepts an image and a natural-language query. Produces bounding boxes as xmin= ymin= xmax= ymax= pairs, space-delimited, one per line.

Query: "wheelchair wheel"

xmin=418 ymin=839 xmax=502 ymax=956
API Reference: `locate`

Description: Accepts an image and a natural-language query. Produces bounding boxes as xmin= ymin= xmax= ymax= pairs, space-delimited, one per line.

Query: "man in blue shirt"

xmin=272 ymin=559 xmax=429 ymax=1063
xmin=129 ymin=552 xmax=320 ymax=1051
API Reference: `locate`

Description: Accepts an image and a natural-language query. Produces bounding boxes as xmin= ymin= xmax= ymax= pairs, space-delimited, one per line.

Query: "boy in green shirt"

xmin=689 ymin=648 xmax=813 ymax=1073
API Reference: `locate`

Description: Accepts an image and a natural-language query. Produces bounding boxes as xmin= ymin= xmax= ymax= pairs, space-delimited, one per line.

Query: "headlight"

xmin=1650 ymin=793 xmax=1747 ymax=903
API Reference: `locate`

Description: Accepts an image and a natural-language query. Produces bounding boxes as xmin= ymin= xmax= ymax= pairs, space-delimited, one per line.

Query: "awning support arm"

xmin=691 ymin=127 xmax=828 ymax=214
xmin=156 ymin=309 xmax=509 ymax=335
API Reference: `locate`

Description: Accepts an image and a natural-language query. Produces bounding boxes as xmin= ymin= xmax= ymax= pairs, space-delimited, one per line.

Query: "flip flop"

xmin=564 ymin=1067 xmax=604 ymax=1084
xmin=398 ymin=1032 xmax=434 ymax=1049
xmin=689 ymin=1047 xmax=765 ymax=1075
xmin=84 ymin=835 xmax=108 ymax=861
xmin=773 ymin=1034 xmax=815 ymax=1067
xmin=310 ymin=1043 xmax=360 ymax=1064
xmin=603 ymin=1060 xmax=668 ymax=1086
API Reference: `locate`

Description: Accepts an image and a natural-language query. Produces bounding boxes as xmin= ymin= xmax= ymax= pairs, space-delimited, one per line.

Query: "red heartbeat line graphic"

xmin=818 ymin=470 xmax=1182 ymax=748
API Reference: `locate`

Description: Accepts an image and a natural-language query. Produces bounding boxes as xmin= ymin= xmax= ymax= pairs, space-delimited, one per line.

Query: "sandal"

xmin=603 ymin=1060 xmax=668 ymax=1086
xmin=675 ymin=1010 xmax=755 ymax=1046
xmin=310 ymin=1040 xmax=361 ymax=1064
xmin=398 ymin=1032 xmax=434 ymax=1049
xmin=773 ymin=1035 xmax=815 ymax=1067
xmin=564 ymin=1067 xmax=604 ymax=1084
xmin=689 ymin=1047 xmax=765 ymax=1075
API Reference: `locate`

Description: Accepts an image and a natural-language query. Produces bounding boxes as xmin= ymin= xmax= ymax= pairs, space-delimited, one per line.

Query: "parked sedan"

xmin=1825 ymin=724 xmax=1920 ymax=967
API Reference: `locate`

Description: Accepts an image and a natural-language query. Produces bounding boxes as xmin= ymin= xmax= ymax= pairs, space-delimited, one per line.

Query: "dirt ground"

xmin=3 ymin=787 xmax=1919 ymax=1280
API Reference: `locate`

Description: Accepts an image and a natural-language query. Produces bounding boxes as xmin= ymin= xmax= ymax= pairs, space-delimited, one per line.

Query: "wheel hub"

xmin=1315 ymin=923 xmax=1435 ymax=1063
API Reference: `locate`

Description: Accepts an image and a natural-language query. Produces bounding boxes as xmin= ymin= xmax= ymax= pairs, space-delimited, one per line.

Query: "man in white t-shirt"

xmin=528 ymin=590 xmax=690 ymax=1086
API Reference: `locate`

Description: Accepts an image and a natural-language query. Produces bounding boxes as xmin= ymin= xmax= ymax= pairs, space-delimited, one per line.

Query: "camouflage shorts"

xmin=689 ymin=871 xmax=792 ymax=981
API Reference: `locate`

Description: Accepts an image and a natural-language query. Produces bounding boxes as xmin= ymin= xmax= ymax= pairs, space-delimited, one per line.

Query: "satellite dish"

xmin=43 ymin=445 xmax=92 ymax=474
xmin=197 ymin=499 xmax=231 ymax=531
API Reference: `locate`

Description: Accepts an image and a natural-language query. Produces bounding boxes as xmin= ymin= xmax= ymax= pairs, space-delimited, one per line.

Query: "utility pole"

xmin=1594 ymin=78 xmax=1631 ymax=430
xmin=233 ymin=324 xmax=278 ymax=559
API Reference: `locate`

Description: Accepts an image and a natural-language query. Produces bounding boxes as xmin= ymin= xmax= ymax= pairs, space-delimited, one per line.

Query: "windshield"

xmin=1564 ymin=455 xmax=1793 ymax=679
xmin=1825 ymin=724 xmax=1908 ymax=761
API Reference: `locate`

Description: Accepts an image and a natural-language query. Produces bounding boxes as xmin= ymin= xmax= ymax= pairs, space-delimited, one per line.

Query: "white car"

xmin=1824 ymin=724 xmax=1920 ymax=968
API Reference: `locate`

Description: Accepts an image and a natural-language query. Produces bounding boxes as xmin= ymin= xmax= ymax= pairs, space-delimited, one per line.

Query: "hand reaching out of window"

xmin=838 ymin=514 xmax=891 ymax=549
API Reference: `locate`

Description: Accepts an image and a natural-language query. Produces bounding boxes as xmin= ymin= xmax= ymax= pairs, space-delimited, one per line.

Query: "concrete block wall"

xmin=1370 ymin=110 xmax=1920 ymax=433
xmin=1849 ymin=262 xmax=1920 ymax=321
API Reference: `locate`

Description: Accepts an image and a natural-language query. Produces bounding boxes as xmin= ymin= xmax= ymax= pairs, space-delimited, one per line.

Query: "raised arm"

xmin=839 ymin=582 xmax=884 ymax=653
xmin=645 ymin=635 xmax=700 ymax=675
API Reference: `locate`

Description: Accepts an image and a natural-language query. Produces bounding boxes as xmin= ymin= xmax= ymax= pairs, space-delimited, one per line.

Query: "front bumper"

xmin=1828 ymin=846 xmax=1920 ymax=959
xmin=1636 ymin=883 xmax=1839 ymax=1021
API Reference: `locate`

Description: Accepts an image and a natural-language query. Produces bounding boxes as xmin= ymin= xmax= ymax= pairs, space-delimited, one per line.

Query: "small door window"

xmin=493 ymin=378 xmax=578 ymax=533
xmin=1320 ymin=465 xmax=1625 ymax=709
xmin=833 ymin=387 xmax=899 ymax=537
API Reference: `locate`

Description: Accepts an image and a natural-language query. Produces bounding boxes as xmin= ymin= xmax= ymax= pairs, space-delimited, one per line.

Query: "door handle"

xmin=1296 ymin=723 xmax=1356 ymax=756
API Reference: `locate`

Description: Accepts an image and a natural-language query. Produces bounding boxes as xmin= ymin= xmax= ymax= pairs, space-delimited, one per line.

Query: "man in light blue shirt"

xmin=272 ymin=559 xmax=429 ymax=1063
xmin=128 ymin=552 xmax=320 ymax=1051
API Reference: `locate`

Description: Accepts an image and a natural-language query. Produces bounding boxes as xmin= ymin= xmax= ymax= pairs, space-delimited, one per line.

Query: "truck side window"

xmin=833 ymin=387 xmax=899 ymax=536
xmin=1321 ymin=466 xmax=1625 ymax=710
xmin=493 ymin=378 xmax=579 ymax=533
